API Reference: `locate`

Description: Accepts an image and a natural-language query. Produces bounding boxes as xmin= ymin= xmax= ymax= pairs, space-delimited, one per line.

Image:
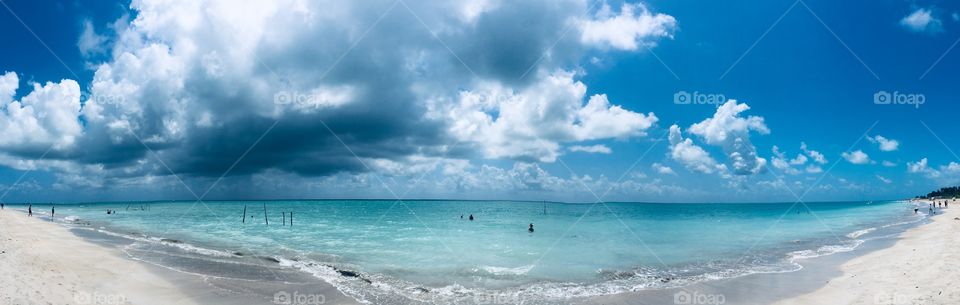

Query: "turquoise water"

xmin=44 ymin=200 xmax=922 ymax=303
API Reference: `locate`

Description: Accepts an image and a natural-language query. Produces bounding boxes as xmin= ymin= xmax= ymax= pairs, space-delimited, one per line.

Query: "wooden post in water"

xmin=263 ymin=203 xmax=269 ymax=226
xmin=283 ymin=212 xmax=286 ymax=226
xmin=242 ymin=205 xmax=247 ymax=224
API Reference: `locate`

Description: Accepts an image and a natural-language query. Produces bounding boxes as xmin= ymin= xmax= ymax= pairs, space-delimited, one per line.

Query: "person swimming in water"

xmin=469 ymin=214 xmax=474 ymax=221
xmin=528 ymin=223 xmax=534 ymax=232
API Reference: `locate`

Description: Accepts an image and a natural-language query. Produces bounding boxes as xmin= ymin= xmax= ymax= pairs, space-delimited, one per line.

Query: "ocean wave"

xmin=787 ymin=240 xmax=864 ymax=260
xmin=846 ymin=227 xmax=877 ymax=238
xmin=474 ymin=265 xmax=534 ymax=276
xmin=79 ymin=227 xmax=239 ymax=258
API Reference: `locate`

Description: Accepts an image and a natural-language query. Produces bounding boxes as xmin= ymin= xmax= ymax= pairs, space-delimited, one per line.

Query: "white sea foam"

xmin=476 ymin=265 xmax=534 ymax=276
xmin=84 ymin=227 xmax=237 ymax=258
xmin=846 ymin=227 xmax=877 ymax=238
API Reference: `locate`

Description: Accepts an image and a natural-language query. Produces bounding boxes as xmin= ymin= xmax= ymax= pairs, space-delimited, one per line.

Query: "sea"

xmin=24 ymin=199 xmax=929 ymax=304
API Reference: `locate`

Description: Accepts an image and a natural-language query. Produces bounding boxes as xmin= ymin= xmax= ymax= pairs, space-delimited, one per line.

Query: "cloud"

xmin=800 ymin=142 xmax=827 ymax=164
xmin=868 ymin=135 xmax=899 ymax=151
xmin=882 ymin=160 xmax=897 ymax=167
xmin=667 ymin=124 xmax=726 ymax=174
xmin=0 ymin=72 xmax=83 ymax=152
xmin=569 ymin=144 xmax=612 ymax=154
xmin=841 ymin=150 xmax=871 ymax=165
xmin=907 ymin=158 xmax=960 ymax=185
xmin=442 ymin=71 xmax=657 ymax=162
xmin=578 ymin=2 xmax=677 ymax=51
xmin=770 ymin=145 xmax=809 ymax=175
xmin=900 ymin=8 xmax=943 ymax=34
xmin=0 ymin=0 xmax=677 ymax=196
xmin=687 ymin=100 xmax=769 ymax=175
xmin=651 ymin=162 xmax=674 ymax=175
xmin=77 ymin=19 xmax=109 ymax=57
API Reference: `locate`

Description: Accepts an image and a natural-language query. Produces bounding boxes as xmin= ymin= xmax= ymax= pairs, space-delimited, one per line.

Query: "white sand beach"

xmin=774 ymin=199 xmax=960 ymax=305
xmin=0 ymin=208 xmax=201 ymax=305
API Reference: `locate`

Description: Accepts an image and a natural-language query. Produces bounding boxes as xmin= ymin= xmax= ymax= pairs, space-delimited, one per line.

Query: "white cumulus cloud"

xmin=900 ymin=8 xmax=943 ymax=33
xmin=868 ymin=135 xmax=899 ymax=152
xmin=841 ymin=150 xmax=871 ymax=165
xmin=578 ymin=2 xmax=677 ymax=51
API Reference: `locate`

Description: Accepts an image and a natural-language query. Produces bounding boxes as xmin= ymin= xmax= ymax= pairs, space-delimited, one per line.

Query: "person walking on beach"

xmin=28 ymin=204 xmax=32 ymax=217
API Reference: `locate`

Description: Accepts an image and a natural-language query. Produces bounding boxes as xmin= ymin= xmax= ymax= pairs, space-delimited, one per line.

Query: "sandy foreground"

xmin=774 ymin=199 xmax=960 ymax=305
xmin=0 ymin=208 xmax=202 ymax=305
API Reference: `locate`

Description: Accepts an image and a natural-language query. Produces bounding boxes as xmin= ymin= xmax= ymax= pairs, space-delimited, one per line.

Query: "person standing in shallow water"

xmin=51 ymin=205 xmax=55 ymax=217
xmin=28 ymin=205 xmax=32 ymax=217
xmin=528 ymin=223 xmax=534 ymax=232
xmin=469 ymin=214 xmax=474 ymax=221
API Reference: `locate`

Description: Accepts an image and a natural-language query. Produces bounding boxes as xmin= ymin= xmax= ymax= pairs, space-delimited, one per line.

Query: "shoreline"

xmin=1 ymin=201 xmax=954 ymax=304
xmin=0 ymin=209 xmax=359 ymax=305
xmin=772 ymin=200 xmax=959 ymax=305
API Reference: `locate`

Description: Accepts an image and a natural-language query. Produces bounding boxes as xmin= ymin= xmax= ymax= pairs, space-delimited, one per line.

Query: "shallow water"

xmin=48 ymin=200 xmax=924 ymax=304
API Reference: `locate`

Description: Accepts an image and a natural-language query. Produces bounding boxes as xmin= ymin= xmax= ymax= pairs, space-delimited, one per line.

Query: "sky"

xmin=0 ymin=0 xmax=958 ymax=203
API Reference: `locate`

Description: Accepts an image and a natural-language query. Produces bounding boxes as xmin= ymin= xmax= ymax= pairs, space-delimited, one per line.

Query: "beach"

xmin=0 ymin=200 xmax=955 ymax=305
xmin=774 ymin=200 xmax=960 ymax=305
xmin=0 ymin=208 xmax=357 ymax=305
xmin=0 ymin=208 xmax=202 ymax=305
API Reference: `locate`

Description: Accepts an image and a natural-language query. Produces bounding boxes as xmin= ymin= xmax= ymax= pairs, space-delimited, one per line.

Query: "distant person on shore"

xmin=51 ymin=205 xmax=55 ymax=217
xmin=28 ymin=205 xmax=32 ymax=217
xmin=469 ymin=214 xmax=474 ymax=221
xmin=528 ymin=223 xmax=534 ymax=232
xmin=1 ymin=203 xmax=4 ymax=210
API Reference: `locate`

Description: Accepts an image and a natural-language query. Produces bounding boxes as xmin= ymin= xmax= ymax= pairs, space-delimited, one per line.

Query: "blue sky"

xmin=0 ymin=0 xmax=958 ymax=203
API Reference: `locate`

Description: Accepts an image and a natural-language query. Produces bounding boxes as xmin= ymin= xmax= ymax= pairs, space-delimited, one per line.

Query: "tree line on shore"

xmin=918 ymin=186 xmax=960 ymax=199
